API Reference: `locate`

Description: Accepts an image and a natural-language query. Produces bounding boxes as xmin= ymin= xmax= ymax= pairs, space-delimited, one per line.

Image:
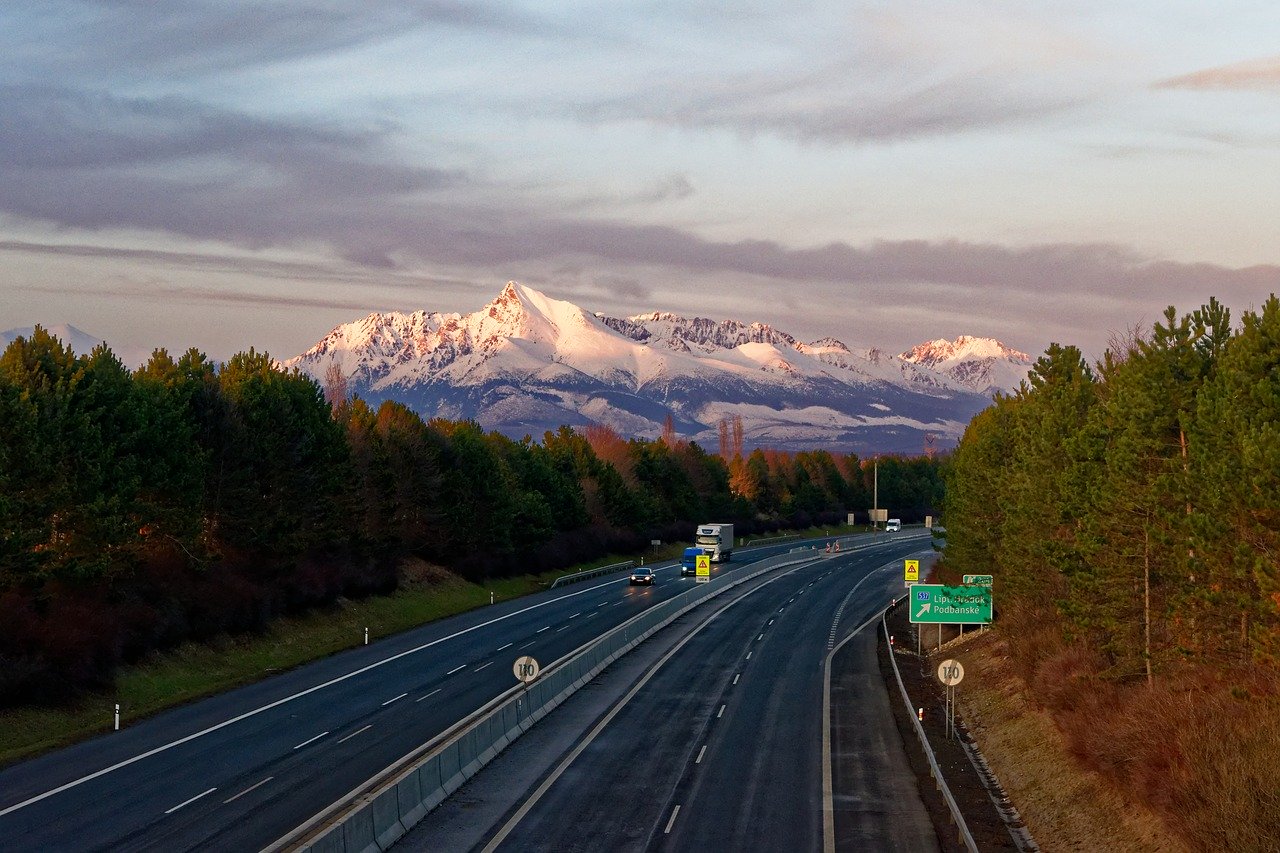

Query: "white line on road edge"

xmin=381 ymin=693 xmax=407 ymax=706
xmin=293 ymin=732 xmax=329 ymax=750
xmin=223 ymin=776 xmax=273 ymax=803
xmin=496 ymin=643 xmax=513 ymax=652
xmin=474 ymin=661 xmax=493 ymax=672
xmin=447 ymin=664 xmax=467 ymax=675
xmin=165 ymin=787 xmax=216 ymax=814
xmin=0 ymin=562 xmax=672 ymax=819
xmin=480 ymin=557 xmax=820 ymax=853
xmin=696 ymin=746 xmax=707 ymax=764
xmin=416 ymin=689 xmax=442 ymax=702
xmin=338 ymin=726 xmax=372 ymax=744
xmin=821 ymin=559 xmax=907 ymax=853
xmin=664 ymin=804 xmax=682 ymax=834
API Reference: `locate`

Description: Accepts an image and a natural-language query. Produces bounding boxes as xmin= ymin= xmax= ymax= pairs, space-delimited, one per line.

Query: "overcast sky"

xmin=3 ymin=1 xmax=1279 ymax=364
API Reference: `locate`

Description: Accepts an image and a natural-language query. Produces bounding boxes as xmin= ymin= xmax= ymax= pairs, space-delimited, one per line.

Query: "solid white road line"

xmin=480 ymin=557 xmax=822 ymax=853
xmin=381 ymin=693 xmax=407 ymax=706
xmin=292 ymin=732 xmax=329 ymax=750
xmin=223 ymin=776 xmax=273 ymax=804
xmin=0 ymin=563 xmax=671 ymax=819
xmin=474 ymin=661 xmax=493 ymax=672
xmin=337 ymin=725 xmax=372 ymax=744
xmin=665 ymin=804 xmax=682 ymax=834
xmin=446 ymin=664 xmax=467 ymax=675
xmin=822 ymin=560 xmax=905 ymax=853
xmin=696 ymin=745 xmax=707 ymax=764
xmin=165 ymin=787 xmax=216 ymax=814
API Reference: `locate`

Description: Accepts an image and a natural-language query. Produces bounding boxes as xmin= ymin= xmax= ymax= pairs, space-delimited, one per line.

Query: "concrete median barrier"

xmin=284 ymin=548 xmax=822 ymax=851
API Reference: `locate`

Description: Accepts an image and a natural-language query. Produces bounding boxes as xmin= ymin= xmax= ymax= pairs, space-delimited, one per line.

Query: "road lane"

xmin=474 ymin=539 xmax=933 ymax=853
xmin=0 ymin=534 xmax=923 ymax=850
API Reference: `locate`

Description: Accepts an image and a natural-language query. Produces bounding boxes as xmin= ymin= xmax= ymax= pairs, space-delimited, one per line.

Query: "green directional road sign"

xmin=962 ymin=574 xmax=993 ymax=587
xmin=909 ymin=584 xmax=992 ymax=624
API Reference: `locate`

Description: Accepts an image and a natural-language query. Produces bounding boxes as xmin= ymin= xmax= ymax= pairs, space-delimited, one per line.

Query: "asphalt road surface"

xmin=0 ymin=533 xmax=920 ymax=852
xmin=404 ymin=536 xmax=935 ymax=852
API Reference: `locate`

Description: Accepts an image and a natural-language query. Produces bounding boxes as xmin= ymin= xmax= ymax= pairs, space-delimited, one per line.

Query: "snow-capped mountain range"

xmin=284 ymin=282 xmax=1032 ymax=452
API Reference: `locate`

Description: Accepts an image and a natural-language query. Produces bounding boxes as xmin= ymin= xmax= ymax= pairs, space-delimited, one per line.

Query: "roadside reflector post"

xmin=364 ymin=627 xmax=369 ymax=645
xmin=490 ymin=591 xmax=494 ymax=605
xmin=114 ymin=703 xmax=120 ymax=731
xmin=917 ymin=707 xmax=923 ymax=722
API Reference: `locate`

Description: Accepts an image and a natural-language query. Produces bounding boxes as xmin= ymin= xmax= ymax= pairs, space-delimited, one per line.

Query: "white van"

xmin=885 ymin=519 xmax=901 ymax=532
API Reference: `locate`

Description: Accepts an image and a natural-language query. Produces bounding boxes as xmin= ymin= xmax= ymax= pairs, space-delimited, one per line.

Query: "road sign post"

xmin=908 ymin=584 xmax=992 ymax=624
xmin=937 ymin=659 xmax=965 ymax=740
xmin=695 ymin=553 xmax=711 ymax=584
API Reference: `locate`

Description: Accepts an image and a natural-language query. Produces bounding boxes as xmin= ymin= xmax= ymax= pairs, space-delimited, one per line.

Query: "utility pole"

xmin=873 ymin=454 xmax=879 ymax=531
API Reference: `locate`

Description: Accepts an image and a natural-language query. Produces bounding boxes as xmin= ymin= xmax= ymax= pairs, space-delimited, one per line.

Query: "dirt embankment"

xmin=881 ymin=603 xmax=1190 ymax=853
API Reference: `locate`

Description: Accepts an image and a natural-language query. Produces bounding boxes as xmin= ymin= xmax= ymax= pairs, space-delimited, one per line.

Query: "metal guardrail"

xmin=281 ymin=549 xmax=823 ymax=852
xmin=549 ymin=559 xmax=635 ymax=589
xmin=745 ymin=533 xmax=801 ymax=546
xmin=881 ymin=606 xmax=979 ymax=853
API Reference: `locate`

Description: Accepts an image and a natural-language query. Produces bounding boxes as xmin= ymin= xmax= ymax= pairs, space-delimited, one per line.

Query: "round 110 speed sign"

xmin=513 ymin=655 xmax=540 ymax=684
xmin=937 ymin=659 xmax=965 ymax=686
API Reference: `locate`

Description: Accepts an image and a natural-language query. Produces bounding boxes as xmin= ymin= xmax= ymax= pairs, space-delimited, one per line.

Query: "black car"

xmin=629 ymin=567 xmax=655 ymax=585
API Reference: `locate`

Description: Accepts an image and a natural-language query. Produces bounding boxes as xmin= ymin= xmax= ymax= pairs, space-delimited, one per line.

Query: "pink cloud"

xmin=1156 ymin=55 xmax=1280 ymax=90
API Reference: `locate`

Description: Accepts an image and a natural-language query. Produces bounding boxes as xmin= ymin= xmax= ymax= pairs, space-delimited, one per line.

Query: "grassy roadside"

xmin=0 ymin=524 xmax=863 ymax=768
xmin=950 ymin=629 xmax=1191 ymax=852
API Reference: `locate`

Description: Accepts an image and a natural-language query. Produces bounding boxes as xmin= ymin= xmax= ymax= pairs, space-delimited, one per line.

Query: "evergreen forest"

xmin=0 ymin=327 xmax=942 ymax=705
xmin=941 ymin=296 xmax=1280 ymax=848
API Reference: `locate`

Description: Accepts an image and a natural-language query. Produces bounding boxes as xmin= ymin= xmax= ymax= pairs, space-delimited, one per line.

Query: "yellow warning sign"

xmin=696 ymin=554 xmax=711 ymax=577
xmin=904 ymin=559 xmax=919 ymax=583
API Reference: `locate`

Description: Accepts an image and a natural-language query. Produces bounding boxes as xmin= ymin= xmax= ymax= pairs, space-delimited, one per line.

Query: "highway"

xmin=0 ymin=533 xmax=918 ymax=851
xmin=401 ymin=536 xmax=936 ymax=852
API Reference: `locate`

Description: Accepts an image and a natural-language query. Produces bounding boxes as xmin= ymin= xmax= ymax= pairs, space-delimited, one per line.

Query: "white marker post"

xmin=364 ymin=627 xmax=369 ymax=645
xmin=114 ymin=703 xmax=120 ymax=731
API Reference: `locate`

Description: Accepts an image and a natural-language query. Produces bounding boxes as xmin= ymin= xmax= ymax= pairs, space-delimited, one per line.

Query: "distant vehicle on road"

xmin=630 ymin=567 xmax=655 ymax=585
xmin=885 ymin=519 xmax=901 ymax=532
xmin=680 ymin=547 xmax=705 ymax=576
xmin=695 ymin=523 xmax=734 ymax=562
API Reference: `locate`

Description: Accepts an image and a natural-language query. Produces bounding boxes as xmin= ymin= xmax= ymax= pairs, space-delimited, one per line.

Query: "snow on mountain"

xmin=285 ymin=282 xmax=1028 ymax=453
xmin=0 ymin=323 xmax=152 ymax=368
xmin=899 ymin=335 xmax=1032 ymax=395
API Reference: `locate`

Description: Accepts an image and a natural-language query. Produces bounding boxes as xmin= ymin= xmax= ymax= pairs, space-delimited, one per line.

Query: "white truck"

xmin=695 ymin=523 xmax=734 ymax=562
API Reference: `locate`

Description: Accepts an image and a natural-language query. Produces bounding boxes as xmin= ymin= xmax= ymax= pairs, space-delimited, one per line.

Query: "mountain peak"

xmin=899 ymin=335 xmax=1031 ymax=394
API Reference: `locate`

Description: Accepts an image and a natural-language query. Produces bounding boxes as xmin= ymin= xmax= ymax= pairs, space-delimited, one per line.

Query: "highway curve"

xmin=401 ymin=536 xmax=936 ymax=852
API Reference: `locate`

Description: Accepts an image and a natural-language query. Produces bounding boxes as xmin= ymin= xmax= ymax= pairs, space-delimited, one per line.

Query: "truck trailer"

xmin=695 ymin=523 xmax=734 ymax=562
